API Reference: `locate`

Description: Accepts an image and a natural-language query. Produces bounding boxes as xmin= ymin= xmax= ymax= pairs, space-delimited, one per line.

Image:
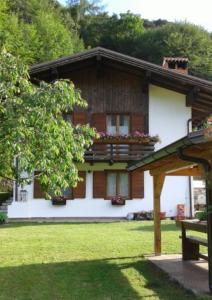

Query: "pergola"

xmin=128 ymin=126 xmax=212 ymax=292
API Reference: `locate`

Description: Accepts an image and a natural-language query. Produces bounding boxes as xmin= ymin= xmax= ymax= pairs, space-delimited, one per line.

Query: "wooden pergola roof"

xmin=128 ymin=128 xmax=212 ymax=176
xmin=128 ymin=126 xmax=212 ymax=292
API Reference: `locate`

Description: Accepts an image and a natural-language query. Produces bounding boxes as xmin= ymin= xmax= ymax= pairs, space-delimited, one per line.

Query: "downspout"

xmin=187 ymin=119 xmax=193 ymax=218
xmin=14 ymin=157 xmax=19 ymax=202
xmin=178 ymin=147 xmax=212 ymax=293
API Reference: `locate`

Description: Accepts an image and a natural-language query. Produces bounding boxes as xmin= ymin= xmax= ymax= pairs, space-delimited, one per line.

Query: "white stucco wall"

xmin=149 ymin=85 xmax=192 ymax=217
xmin=8 ymin=85 xmax=192 ymax=219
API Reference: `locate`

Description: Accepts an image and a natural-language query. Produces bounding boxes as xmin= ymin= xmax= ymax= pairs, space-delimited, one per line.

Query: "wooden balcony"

xmin=84 ymin=141 xmax=155 ymax=162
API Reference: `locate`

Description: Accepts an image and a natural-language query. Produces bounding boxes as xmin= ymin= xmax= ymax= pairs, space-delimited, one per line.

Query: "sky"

xmin=59 ymin=0 xmax=212 ymax=32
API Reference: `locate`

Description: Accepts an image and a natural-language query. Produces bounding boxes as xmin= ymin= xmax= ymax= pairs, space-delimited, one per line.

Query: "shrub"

xmin=0 ymin=212 xmax=7 ymax=224
xmin=0 ymin=192 xmax=10 ymax=205
xmin=195 ymin=210 xmax=207 ymax=221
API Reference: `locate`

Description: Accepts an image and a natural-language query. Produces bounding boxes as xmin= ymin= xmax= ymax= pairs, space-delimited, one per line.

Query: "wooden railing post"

xmin=206 ymin=167 xmax=212 ymax=293
xmin=153 ymin=174 xmax=165 ymax=256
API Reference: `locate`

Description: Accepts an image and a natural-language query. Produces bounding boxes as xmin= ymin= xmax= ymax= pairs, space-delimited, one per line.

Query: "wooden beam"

xmin=142 ymin=71 xmax=151 ymax=93
xmin=167 ymin=165 xmax=203 ymax=176
xmin=50 ymin=67 xmax=59 ymax=82
xmin=153 ymin=174 xmax=165 ymax=255
xmin=186 ymin=86 xmax=200 ymax=106
xmin=150 ymin=161 xmax=195 ymax=176
xmin=96 ymin=54 xmax=103 ymax=78
xmin=206 ymin=166 xmax=212 ymax=293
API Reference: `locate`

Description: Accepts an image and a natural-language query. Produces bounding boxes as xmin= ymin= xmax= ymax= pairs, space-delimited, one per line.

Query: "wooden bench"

xmin=180 ymin=235 xmax=208 ymax=261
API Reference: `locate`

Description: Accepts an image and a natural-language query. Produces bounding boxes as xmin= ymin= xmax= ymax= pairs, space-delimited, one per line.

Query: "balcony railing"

xmin=85 ymin=142 xmax=155 ymax=162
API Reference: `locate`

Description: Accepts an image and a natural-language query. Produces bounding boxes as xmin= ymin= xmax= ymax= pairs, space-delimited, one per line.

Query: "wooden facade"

xmin=30 ymin=47 xmax=212 ymax=203
xmin=30 ymin=47 xmax=212 ymax=123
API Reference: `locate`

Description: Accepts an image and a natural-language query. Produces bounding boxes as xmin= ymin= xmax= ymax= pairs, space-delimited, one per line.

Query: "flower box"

xmin=111 ymin=196 xmax=126 ymax=206
xmin=95 ymin=131 xmax=160 ymax=145
xmin=52 ymin=196 xmax=67 ymax=206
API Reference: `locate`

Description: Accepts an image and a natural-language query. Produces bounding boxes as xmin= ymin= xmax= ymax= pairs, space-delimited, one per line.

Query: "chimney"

xmin=162 ymin=57 xmax=188 ymax=74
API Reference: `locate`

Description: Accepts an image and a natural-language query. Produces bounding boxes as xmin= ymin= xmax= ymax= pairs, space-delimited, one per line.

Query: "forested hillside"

xmin=1 ymin=0 xmax=212 ymax=79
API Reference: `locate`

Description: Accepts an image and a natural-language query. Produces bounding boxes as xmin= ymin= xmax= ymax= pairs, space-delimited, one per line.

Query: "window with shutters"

xmin=106 ymin=171 xmax=129 ymax=199
xmin=34 ymin=172 xmax=73 ymax=200
xmin=107 ymin=114 xmax=130 ymax=135
xmin=63 ymin=114 xmax=72 ymax=123
xmin=49 ymin=187 xmax=73 ymax=200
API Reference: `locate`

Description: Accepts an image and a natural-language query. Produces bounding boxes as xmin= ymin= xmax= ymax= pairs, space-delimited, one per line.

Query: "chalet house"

xmin=8 ymin=47 xmax=212 ymax=219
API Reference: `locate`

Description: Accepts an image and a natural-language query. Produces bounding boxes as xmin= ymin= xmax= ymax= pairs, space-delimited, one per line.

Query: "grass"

xmin=0 ymin=220 xmax=211 ymax=300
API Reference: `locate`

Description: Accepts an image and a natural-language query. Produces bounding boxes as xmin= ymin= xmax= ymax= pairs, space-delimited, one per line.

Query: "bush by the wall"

xmin=0 ymin=212 xmax=7 ymax=224
xmin=0 ymin=192 xmax=10 ymax=205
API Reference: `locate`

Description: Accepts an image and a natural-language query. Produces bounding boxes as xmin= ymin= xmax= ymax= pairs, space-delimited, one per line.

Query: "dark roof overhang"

xmin=30 ymin=47 xmax=212 ymax=117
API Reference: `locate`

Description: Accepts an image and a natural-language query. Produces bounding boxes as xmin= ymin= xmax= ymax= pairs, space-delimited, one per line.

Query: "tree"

xmin=67 ymin=0 xmax=104 ymax=24
xmin=0 ymin=0 xmax=84 ymax=65
xmin=0 ymin=50 xmax=96 ymax=196
xmin=80 ymin=12 xmax=145 ymax=55
xmin=134 ymin=22 xmax=212 ymax=79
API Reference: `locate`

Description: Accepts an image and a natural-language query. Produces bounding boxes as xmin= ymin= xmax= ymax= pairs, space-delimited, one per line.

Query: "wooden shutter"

xmin=92 ymin=113 xmax=106 ymax=132
xmin=73 ymin=112 xmax=87 ymax=125
xmin=73 ymin=171 xmax=86 ymax=198
xmin=131 ymin=170 xmax=144 ymax=198
xmin=131 ymin=113 xmax=144 ymax=133
xmin=34 ymin=172 xmax=46 ymax=199
xmin=93 ymin=171 xmax=106 ymax=198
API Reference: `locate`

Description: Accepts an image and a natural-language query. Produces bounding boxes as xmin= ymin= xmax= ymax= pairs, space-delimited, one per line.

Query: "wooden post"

xmin=153 ymin=174 xmax=165 ymax=255
xmin=206 ymin=168 xmax=212 ymax=293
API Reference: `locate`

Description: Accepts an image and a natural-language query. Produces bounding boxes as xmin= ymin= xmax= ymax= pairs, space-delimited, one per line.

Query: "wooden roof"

xmin=30 ymin=47 xmax=212 ymax=117
xmin=128 ymin=127 xmax=212 ymax=177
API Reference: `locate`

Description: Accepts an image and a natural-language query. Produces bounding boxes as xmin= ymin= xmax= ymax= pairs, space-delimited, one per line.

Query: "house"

xmin=8 ymin=47 xmax=212 ymax=219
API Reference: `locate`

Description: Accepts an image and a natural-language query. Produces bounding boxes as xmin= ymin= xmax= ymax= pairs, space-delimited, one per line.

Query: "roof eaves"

xmin=29 ymin=47 xmax=212 ymax=92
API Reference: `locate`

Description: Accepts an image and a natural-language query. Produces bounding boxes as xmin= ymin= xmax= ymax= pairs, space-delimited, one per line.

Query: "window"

xmin=49 ymin=187 xmax=72 ymax=200
xmin=107 ymin=172 xmax=129 ymax=198
xmin=63 ymin=114 xmax=72 ymax=123
xmin=61 ymin=187 xmax=72 ymax=199
xmin=107 ymin=114 xmax=129 ymax=135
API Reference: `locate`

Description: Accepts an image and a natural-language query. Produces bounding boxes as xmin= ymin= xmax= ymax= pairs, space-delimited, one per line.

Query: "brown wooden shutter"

xmin=131 ymin=170 xmax=144 ymax=198
xmin=73 ymin=171 xmax=86 ymax=198
xmin=73 ymin=112 xmax=87 ymax=125
xmin=93 ymin=171 xmax=106 ymax=198
xmin=131 ymin=113 xmax=144 ymax=133
xmin=92 ymin=113 xmax=106 ymax=132
xmin=34 ymin=172 xmax=46 ymax=199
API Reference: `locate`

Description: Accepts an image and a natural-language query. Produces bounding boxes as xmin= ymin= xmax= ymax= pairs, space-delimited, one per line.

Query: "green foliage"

xmin=195 ymin=209 xmax=207 ymax=221
xmin=81 ymin=12 xmax=145 ymax=55
xmin=0 ymin=192 xmax=10 ymax=204
xmin=134 ymin=22 xmax=212 ymax=79
xmin=67 ymin=0 xmax=104 ymax=23
xmin=0 ymin=0 xmax=84 ymax=65
xmin=0 ymin=50 xmax=96 ymax=195
xmin=0 ymin=212 xmax=7 ymax=224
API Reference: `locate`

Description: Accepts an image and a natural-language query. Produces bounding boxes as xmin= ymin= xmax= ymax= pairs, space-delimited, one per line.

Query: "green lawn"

xmin=0 ymin=220 xmax=211 ymax=300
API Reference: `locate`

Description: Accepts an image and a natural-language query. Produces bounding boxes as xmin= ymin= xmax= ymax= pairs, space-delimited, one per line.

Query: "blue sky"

xmin=59 ymin=0 xmax=212 ymax=32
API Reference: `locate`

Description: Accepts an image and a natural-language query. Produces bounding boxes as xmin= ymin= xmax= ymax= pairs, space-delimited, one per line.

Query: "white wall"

xmin=149 ymin=85 xmax=192 ymax=217
xmin=9 ymin=172 xmax=152 ymax=218
xmin=149 ymin=85 xmax=191 ymax=150
xmin=8 ymin=85 xmax=192 ymax=219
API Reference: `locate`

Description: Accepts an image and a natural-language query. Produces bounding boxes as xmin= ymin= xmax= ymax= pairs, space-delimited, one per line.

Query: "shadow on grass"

xmin=2 ymin=220 xmax=125 ymax=229
xmin=130 ymin=222 xmax=180 ymax=232
xmin=0 ymin=257 xmax=197 ymax=300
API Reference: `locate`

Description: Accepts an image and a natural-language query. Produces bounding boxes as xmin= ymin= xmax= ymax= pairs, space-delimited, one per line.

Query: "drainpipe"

xmin=178 ymin=147 xmax=212 ymax=293
xmin=186 ymin=119 xmax=193 ymax=218
xmin=14 ymin=158 xmax=19 ymax=202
